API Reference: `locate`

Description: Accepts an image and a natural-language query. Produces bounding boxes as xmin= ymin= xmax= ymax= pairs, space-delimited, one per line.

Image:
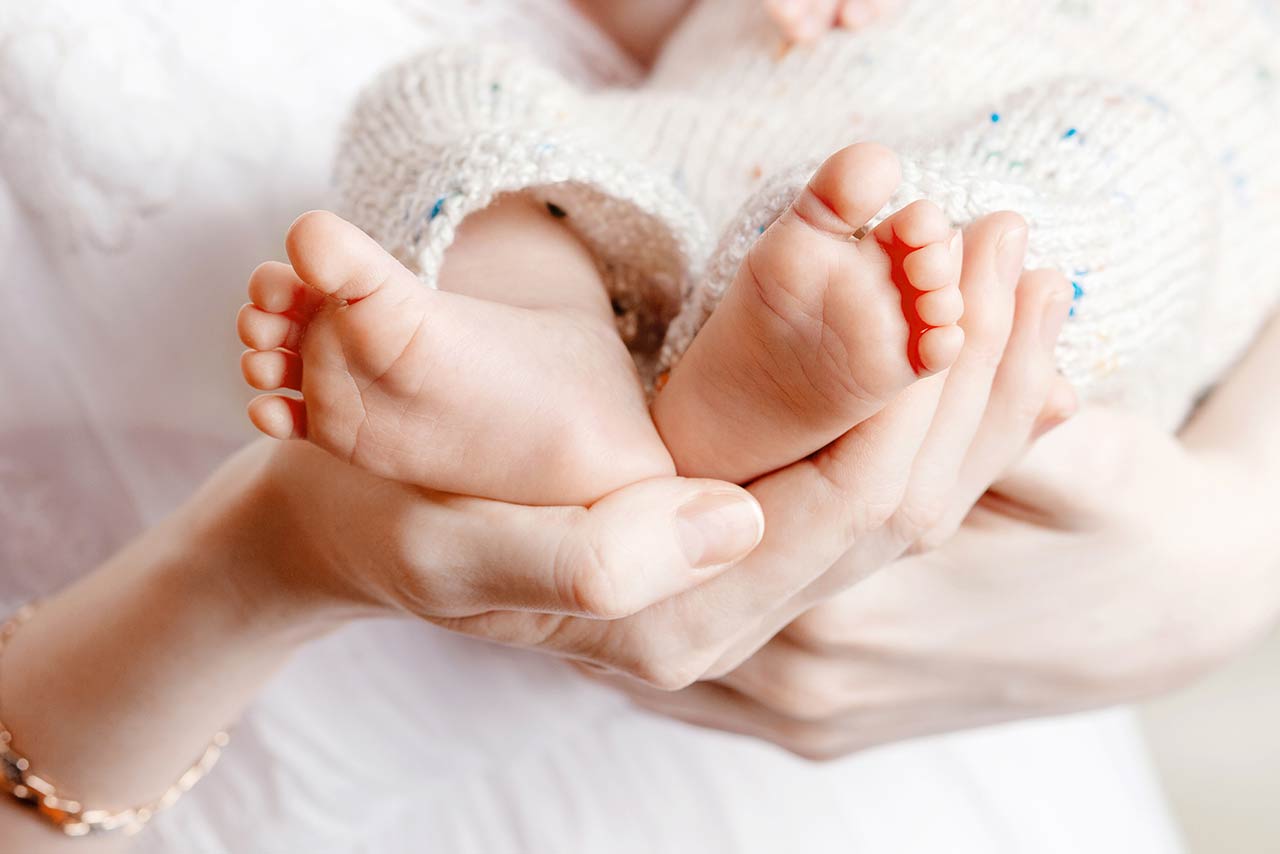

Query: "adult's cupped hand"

xmin=263 ymin=212 xmax=1076 ymax=692
xmin=600 ymin=315 xmax=1280 ymax=759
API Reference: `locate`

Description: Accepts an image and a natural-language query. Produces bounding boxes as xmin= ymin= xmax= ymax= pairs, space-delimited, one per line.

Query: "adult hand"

xmin=597 ymin=316 xmax=1280 ymax=759
xmin=418 ymin=212 xmax=1075 ymax=688
xmin=0 ymin=433 xmax=765 ymax=838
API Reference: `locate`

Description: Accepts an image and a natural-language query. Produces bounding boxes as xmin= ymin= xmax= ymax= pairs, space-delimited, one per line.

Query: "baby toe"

xmin=874 ymin=199 xmax=951 ymax=249
xmin=917 ymin=325 xmax=965 ymax=375
xmin=241 ymin=349 xmax=303 ymax=391
xmin=248 ymin=394 xmax=307 ymax=440
xmin=903 ymin=231 xmax=962 ymax=291
xmin=237 ymin=304 xmax=304 ymax=351
xmin=915 ymin=286 xmax=964 ymax=327
xmin=249 ymin=261 xmax=320 ymax=315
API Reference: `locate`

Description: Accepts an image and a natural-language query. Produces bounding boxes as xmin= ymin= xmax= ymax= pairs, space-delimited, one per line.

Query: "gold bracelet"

xmin=0 ymin=602 xmax=230 ymax=836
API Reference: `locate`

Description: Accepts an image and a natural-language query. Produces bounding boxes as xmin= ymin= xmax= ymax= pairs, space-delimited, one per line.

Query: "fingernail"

xmin=996 ymin=224 xmax=1029 ymax=284
xmin=676 ymin=492 xmax=765 ymax=569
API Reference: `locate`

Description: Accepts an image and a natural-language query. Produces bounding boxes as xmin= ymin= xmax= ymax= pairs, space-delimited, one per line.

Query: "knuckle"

xmin=912 ymin=516 xmax=961 ymax=554
xmin=631 ymin=653 xmax=705 ymax=692
xmin=1007 ymin=385 xmax=1050 ymax=428
xmin=960 ymin=311 xmax=1012 ymax=369
xmin=555 ymin=534 xmax=632 ymax=619
xmin=864 ymin=498 xmax=901 ymax=531
xmin=846 ymin=491 xmax=902 ymax=533
xmin=965 ymin=334 xmax=1009 ymax=374
xmin=892 ymin=490 xmax=948 ymax=541
xmin=780 ymin=727 xmax=848 ymax=762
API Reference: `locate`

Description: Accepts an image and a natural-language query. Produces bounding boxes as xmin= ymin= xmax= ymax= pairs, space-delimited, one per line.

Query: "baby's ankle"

xmin=438 ymin=193 xmax=611 ymax=323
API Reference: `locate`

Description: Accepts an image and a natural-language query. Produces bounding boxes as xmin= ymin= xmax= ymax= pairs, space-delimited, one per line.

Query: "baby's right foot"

xmin=653 ymin=142 xmax=964 ymax=484
xmin=237 ymin=208 xmax=674 ymax=506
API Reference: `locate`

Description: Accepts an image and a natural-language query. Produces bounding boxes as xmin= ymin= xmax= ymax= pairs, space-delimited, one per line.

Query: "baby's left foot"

xmin=766 ymin=0 xmax=900 ymax=42
xmin=653 ymin=143 xmax=963 ymax=484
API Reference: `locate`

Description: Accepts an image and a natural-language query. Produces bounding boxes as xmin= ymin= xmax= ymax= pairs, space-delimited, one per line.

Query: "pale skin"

xmin=597 ymin=317 xmax=1280 ymax=758
xmin=7 ymin=198 xmax=1279 ymax=847
xmin=2 ymin=193 xmax=1064 ymax=845
xmin=2 ymin=4 xmax=1274 ymax=852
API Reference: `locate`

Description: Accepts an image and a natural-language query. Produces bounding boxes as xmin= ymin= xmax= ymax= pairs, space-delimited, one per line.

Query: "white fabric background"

xmin=0 ymin=1 xmax=1185 ymax=851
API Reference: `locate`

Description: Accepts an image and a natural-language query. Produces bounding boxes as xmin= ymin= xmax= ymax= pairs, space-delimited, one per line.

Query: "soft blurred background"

xmin=1142 ymin=629 xmax=1280 ymax=851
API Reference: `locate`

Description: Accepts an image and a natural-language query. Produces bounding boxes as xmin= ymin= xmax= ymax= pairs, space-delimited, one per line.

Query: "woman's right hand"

xmin=0 ymin=212 xmax=1044 ymax=848
xmin=248 ymin=437 xmax=768 ymax=627
xmin=272 ymin=212 xmax=1065 ymax=689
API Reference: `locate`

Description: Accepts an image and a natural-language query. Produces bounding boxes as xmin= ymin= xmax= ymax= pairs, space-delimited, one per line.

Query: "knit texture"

xmin=336 ymin=0 xmax=1280 ymax=428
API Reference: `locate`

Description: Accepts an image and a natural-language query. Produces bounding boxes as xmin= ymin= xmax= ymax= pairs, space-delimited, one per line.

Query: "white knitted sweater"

xmin=336 ymin=0 xmax=1280 ymax=429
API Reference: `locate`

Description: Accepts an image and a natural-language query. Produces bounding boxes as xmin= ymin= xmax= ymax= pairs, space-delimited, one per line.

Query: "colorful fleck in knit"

xmin=335 ymin=0 xmax=1280 ymax=429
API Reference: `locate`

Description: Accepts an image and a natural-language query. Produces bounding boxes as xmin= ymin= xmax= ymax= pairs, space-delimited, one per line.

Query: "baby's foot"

xmin=653 ymin=142 xmax=964 ymax=483
xmin=766 ymin=0 xmax=900 ymax=42
xmin=237 ymin=210 xmax=673 ymax=505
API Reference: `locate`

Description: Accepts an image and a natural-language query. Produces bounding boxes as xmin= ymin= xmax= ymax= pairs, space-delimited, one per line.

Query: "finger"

xmin=693 ymin=375 xmax=949 ymax=678
xmin=482 ymin=376 xmax=948 ymax=689
xmin=702 ymin=214 xmax=1030 ymax=674
xmin=987 ymin=406 xmax=1163 ymax=529
xmin=919 ymin=268 xmax=1074 ymax=547
xmin=893 ymin=213 xmax=1027 ymax=538
xmin=1029 ymin=375 xmax=1079 ymax=442
xmin=442 ymin=477 xmax=764 ymax=620
xmin=714 ymin=637 xmax=853 ymax=722
xmin=626 ymin=678 xmax=850 ymax=761
xmin=716 ymin=374 xmax=950 ymax=619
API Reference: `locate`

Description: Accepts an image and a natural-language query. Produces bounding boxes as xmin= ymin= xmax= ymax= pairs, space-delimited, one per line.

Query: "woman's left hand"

xmin=594 ymin=316 xmax=1280 ymax=759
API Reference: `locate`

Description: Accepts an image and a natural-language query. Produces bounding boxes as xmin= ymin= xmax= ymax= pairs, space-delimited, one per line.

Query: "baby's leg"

xmin=238 ymin=201 xmax=673 ymax=505
xmin=653 ymin=143 xmax=964 ymax=483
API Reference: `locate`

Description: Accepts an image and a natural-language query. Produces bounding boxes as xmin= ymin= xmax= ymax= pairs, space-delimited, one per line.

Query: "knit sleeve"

xmin=334 ymin=45 xmax=710 ymax=364
xmin=657 ymin=78 xmax=1220 ymax=426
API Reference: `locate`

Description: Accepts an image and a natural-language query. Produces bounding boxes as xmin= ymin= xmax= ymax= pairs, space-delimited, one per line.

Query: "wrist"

xmin=179 ymin=439 xmax=371 ymax=637
xmin=0 ymin=445 xmax=339 ymax=808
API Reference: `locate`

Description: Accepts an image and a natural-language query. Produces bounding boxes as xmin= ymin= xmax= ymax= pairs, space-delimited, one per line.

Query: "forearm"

xmin=437 ymin=193 xmax=612 ymax=320
xmin=0 ymin=443 xmax=351 ymax=848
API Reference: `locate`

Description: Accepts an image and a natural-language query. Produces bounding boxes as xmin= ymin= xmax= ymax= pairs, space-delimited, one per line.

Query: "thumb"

xmin=461 ymin=477 xmax=765 ymax=619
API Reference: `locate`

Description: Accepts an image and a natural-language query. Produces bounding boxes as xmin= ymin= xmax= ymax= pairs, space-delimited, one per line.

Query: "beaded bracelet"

xmin=0 ymin=602 xmax=230 ymax=836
